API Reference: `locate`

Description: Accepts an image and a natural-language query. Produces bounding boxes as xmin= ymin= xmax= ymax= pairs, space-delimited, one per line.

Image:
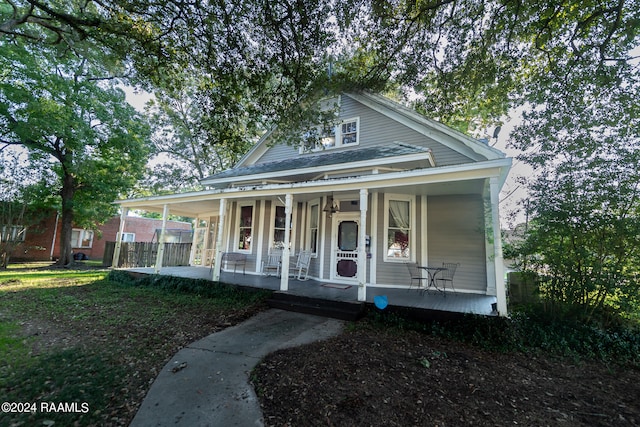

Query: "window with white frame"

xmin=237 ymin=204 xmax=254 ymax=252
xmin=71 ymin=229 xmax=94 ymax=248
xmin=1 ymin=225 xmax=26 ymax=242
xmin=318 ymin=124 xmax=336 ymax=149
xmin=119 ymin=232 xmax=135 ymax=242
xmin=302 ymin=117 xmax=359 ymax=152
xmin=271 ymin=203 xmax=296 ymax=250
xmin=340 ymin=119 xmax=359 ymax=145
xmin=384 ymin=195 xmax=414 ymax=261
xmin=273 ymin=206 xmax=287 ymax=248
xmin=307 ymin=201 xmax=320 ymax=255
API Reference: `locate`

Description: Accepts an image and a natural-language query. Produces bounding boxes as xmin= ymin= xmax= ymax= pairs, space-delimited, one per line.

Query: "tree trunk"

xmin=56 ymin=172 xmax=76 ymax=267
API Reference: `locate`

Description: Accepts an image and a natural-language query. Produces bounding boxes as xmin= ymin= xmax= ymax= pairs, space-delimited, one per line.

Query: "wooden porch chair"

xmin=437 ymin=262 xmax=459 ymax=293
xmin=406 ymin=262 xmax=427 ymax=291
xmin=261 ymin=248 xmax=282 ymax=277
xmin=289 ymin=250 xmax=312 ymax=281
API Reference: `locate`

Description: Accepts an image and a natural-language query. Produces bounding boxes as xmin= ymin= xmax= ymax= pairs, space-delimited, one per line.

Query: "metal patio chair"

xmin=437 ymin=262 xmax=460 ymax=293
xmin=406 ymin=262 xmax=427 ymax=292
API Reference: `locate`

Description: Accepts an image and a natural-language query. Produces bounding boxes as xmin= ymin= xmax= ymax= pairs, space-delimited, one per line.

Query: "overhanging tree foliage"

xmin=507 ymin=31 xmax=640 ymax=320
xmin=138 ymin=78 xmax=257 ymax=194
xmin=0 ymin=38 xmax=150 ymax=266
xmin=2 ymin=0 xmax=639 ymax=319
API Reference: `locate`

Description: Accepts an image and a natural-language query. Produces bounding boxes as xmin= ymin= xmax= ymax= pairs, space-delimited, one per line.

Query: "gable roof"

xmin=346 ymin=92 xmax=506 ymax=161
xmin=235 ymin=91 xmax=505 ymax=169
xmin=201 ymin=142 xmax=433 ymax=187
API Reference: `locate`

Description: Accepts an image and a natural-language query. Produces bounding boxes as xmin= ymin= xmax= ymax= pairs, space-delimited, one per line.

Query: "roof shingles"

xmin=202 ymin=142 xmax=430 ymax=183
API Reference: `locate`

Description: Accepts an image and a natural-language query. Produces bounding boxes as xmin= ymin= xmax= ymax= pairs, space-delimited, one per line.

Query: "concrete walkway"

xmin=129 ymin=309 xmax=344 ymax=426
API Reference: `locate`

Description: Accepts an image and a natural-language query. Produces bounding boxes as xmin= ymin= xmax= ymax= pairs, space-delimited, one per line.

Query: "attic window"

xmin=341 ymin=119 xmax=358 ymax=145
xmin=302 ymin=117 xmax=360 ymax=152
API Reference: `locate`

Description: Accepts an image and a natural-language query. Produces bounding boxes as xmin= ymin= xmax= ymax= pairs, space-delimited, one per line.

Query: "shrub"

xmin=364 ymin=305 xmax=640 ymax=367
xmin=106 ymin=271 xmax=271 ymax=306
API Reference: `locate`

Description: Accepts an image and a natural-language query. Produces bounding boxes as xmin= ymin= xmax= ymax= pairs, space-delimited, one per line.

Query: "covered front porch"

xmin=116 ymin=164 xmax=510 ymax=316
xmin=123 ymin=266 xmax=498 ymax=316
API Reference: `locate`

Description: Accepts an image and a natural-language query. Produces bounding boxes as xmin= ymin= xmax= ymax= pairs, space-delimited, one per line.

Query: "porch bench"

xmin=221 ymin=252 xmax=246 ymax=275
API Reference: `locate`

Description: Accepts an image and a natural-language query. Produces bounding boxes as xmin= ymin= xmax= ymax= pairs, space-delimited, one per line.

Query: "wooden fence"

xmin=103 ymin=242 xmax=192 ymax=268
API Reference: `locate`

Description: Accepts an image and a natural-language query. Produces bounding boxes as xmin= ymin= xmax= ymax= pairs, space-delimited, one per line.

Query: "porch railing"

xmin=103 ymin=242 xmax=192 ymax=268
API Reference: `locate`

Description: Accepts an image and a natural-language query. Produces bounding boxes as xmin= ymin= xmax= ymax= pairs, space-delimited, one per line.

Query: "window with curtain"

xmin=238 ymin=205 xmax=253 ymax=251
xmin=386 ymin=199 xmax=410 ymax=259
xmin=273 ymin=206 xmax=289 ymax=248
xmin=308 ymin=203 xmax=319 ymax=254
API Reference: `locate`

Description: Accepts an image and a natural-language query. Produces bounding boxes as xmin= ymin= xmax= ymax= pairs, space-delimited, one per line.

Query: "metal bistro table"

xmin=419 ymin=266 xmax=448 ymax=294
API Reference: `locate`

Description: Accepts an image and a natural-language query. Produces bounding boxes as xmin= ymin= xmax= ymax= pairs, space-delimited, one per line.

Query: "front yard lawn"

xmin=0 ymin=263 xmax=269 ymax=426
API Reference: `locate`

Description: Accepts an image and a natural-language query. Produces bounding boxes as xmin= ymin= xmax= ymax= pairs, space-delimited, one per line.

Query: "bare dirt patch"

xmin=252 ymin=326 xmax=640 ymax=426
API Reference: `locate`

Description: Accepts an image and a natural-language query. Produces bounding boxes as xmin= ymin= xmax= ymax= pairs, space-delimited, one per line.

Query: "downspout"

xmin=490 ymin=177 xmax=508 ymax=316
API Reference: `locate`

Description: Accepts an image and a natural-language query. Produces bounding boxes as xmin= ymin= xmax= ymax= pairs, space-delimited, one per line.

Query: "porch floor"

xmin=123 ymin=266 xmax=498 ymax=317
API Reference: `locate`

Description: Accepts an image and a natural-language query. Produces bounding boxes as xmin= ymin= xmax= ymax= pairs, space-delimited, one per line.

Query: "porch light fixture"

xmin=323 ymin=195 xmax=340 ymax=216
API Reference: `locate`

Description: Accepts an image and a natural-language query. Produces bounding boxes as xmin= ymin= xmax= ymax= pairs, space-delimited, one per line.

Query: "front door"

xmin=331 ymin=213 xmax=360 ymax=281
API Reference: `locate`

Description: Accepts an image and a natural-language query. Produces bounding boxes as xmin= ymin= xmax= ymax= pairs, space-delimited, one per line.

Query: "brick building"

xmin=12 ymin=213 xmax=193 ymax=262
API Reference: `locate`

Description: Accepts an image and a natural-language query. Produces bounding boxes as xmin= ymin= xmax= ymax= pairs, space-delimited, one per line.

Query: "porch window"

xmin=273 ymin=206 xmax=290 ymax=249
xmin=308 ymin=202 xmax=319 ymax=255
xmin=384 ymin=196 xmax=413 ymax=261
xmin=238 ymin=205 xmax=253 ymax=252
xmin=71 ymin=229 xmax=94 ymax=248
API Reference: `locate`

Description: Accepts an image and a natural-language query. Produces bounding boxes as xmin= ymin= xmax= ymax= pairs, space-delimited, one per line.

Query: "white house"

xmin=115 ymin=92 xmax=512 ymax=315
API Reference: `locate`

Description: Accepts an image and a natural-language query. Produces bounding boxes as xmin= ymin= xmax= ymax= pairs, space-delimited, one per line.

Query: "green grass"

xmin=0 ymin=321 xmax=30 ymax=366
xmin=0 ymin=263 xmax=271 ymax=426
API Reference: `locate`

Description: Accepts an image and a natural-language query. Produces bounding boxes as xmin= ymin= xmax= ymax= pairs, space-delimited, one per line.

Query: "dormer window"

xmin=302 ymin=117 xmax=360 ymax=152
xmin=320 ymin=126 xmax=336 ymax=149
xmin=341 ymin=119 xmax=358 ymax=145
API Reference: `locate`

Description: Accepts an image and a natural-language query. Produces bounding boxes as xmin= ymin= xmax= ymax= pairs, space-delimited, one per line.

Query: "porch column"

xmin=154 ymin=204 xmax=169 ymax=273
xmin=212 ymin=199 xmax=227 ymax=281
xmin=111 ymin=207 xmax=128 ymax=268
xmin=358 ymin=189 xmax=368 ymax=301
xmin=188 ymin=216 xmax=199 ymax=266
xmin=490 ymin=177 xmax=507 ymax=316
xmin=280 ymin=193 xmax=293 ymax=291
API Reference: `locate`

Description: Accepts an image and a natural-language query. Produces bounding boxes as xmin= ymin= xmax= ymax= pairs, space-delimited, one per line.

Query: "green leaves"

xmin=0 ymin=33 xmax=151 ymax=264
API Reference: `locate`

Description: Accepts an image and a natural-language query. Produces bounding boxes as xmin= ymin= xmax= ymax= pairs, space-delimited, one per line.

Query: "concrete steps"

xmin=267 ymin=292 xmax=366 ymax=321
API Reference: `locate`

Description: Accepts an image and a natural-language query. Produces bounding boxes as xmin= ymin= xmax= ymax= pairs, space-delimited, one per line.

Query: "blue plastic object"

xmin=374 ymin=295 xmax=388 ymax=310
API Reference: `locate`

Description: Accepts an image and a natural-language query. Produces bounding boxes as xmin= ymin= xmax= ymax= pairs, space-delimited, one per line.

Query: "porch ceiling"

xmin=117 ymin=159 xmax=510 ymax=217
xmin=119 ymin=179 xmax=486 ymax=218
